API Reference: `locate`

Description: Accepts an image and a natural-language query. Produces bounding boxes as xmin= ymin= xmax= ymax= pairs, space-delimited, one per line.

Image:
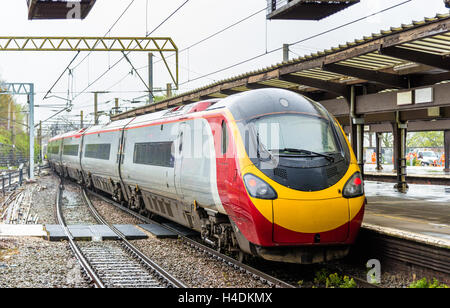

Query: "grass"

xmin=409 ymin=278 xmax=448 ymax=288
xmin=314 ymin=268 xmax=357 ymax=288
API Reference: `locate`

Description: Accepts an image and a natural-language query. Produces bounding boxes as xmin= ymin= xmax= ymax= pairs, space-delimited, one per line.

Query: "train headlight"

xmin=243 ymin=174 xmax=277 ymax=200
xmin=343 ymin=172 xmax=364 ymax=198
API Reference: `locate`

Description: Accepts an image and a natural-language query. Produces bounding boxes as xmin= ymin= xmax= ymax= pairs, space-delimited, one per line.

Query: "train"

xmin=47 ymin=88 xmax=365 ymax=264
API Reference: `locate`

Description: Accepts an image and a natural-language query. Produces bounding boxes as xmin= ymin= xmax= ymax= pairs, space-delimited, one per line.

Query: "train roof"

xmin=48 ymin=99 xmax=224 ymax=142
xmin=47 ymin=89 xmax=316 ymax=142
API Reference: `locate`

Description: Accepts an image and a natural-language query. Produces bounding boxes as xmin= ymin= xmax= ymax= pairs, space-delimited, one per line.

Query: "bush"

xmin=314 ymin=269 xmax=357 ymax=288
xmin=409 ymin=278 xmax=448 ymax=288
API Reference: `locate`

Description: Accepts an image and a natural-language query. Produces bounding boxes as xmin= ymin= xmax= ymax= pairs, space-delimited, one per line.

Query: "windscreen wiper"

xmin=271 ymin=148 xmax=335 ymax=162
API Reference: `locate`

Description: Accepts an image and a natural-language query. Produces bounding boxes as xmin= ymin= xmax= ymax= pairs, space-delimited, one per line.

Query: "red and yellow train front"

xmin=217 ymin=89 xmax=365 ymax=264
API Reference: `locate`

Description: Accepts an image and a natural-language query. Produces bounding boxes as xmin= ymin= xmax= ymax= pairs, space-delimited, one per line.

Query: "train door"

xmin=174 ymin=122 xmax=186 ymax=199
xmin=116 ymin=129 xmax=129 ymax=202
xmin=57 ymin=139 xmax=64 ymax=175
xmin=165 ymin=123 xmax=176 ymax=196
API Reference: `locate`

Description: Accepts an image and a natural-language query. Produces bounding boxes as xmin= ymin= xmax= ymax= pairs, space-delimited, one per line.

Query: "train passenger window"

xmin=63 ymin=145 xmax=79 ymax=156
xmin=221 ymin=120 xmax=228 ymax=154
xmin=84 ymin=144 xmax=111 ymax=160
xmin=49 ymin=143 xmax=60 ymax=154
xmin=133 ymin=142 xmax=174 ymax=168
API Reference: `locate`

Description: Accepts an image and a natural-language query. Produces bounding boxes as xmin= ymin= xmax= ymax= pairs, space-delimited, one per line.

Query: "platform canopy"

xmin=27 ymin=0 xmax=96 ymax=20
xmin=267 ymin=0 xmax=360 ymax=20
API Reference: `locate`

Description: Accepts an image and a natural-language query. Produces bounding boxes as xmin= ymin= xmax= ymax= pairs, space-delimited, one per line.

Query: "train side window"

xmin=221 ymin=120 xmax=228 ymax=154
xmin=63 ymin=144 xmax=79 ymax=156
xmin=85 ymin=144 xmax=111 ymax=160
xmin=134 ymin=142 xmax=174 ymax=168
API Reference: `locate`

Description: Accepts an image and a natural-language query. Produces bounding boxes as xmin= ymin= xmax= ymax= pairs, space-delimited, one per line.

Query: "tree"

xmin=407 ymin=131 xmax=444 ymax=148
xmin=381 ymin=133 xmax=393 ymax=148
xmin=0 ymin=82 xmax=38 ymax=165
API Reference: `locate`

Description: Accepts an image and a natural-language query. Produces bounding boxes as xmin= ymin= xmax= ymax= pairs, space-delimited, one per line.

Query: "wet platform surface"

xmin=45 ymin=224 xmax=148 ymax=241
xmin=364 ymin=181 xmax=450 ymax=247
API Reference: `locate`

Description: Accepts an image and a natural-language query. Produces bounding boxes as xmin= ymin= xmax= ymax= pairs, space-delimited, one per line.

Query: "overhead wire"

xmin=70 ymin=0 xmax=191 ymax=102
xmin=178 ymin=0 xmax=414 ymax=86
xmin=107 ymin=6 xmax=268 ymax=98
xmin=40 ymin=0 xmax=138 ymax=124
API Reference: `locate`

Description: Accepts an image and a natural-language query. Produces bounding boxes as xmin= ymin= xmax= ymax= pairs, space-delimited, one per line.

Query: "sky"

xmin=0 ymin=0 xmax=448 ymax=129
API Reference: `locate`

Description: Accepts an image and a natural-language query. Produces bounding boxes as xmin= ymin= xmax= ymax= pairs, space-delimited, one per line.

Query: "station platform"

xmin=364 ymin=181 xmax=450 ymax=248
xmin=364 ymin=164 xmax=450 ymax=185
xmin=365 ymin=164 xmax=450 ymax=177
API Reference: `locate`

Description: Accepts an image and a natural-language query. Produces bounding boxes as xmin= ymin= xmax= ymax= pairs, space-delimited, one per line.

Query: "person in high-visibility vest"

xmin=371 ymin=152 xmax=376 ymax=164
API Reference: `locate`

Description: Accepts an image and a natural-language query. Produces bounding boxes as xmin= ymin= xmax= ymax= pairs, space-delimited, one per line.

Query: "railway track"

xmin=58 ymin=176 xmax=384 ymax=288
xmin=55 ymin=178 xmax=187 ymax=288
xmin=85 ymin=188 xmax=386 ymax=288
xmin=85 ymin=188 xmax=295 ymax=288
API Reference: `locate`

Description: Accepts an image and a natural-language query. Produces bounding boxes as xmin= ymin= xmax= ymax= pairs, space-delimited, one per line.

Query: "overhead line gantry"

xmin=0 ymin=36 xmax=178 ymax=87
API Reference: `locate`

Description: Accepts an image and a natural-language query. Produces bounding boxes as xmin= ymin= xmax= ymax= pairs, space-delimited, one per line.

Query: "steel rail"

xmin=85 ymin=189 xmax=295 ymax=288
xmin=80 ymin=188 xmax=187 ymax=288
xmin=55 ymin=179 xmax=105 ymax=288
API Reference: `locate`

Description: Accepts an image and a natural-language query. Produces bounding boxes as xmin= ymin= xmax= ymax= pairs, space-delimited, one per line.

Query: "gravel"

xmin=0 ymin=174 xmax=91 ymax=288
xmin=28 ymin=173 xmax=60 ymax=225
xmin=61 ymin=184 xmax=97 ymax=225
xmin=0 ymin=237 xmax=89 ymax=288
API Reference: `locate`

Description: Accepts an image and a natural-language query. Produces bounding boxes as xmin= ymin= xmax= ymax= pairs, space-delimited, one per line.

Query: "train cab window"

xmin=134 ymin=142 xmax=174 ymax=168
xmin=221 ymin=120 xmax=228 ymax=155
xmin=85 ymin=144 xmax=111 ymax=160
xmin=63 ymin=145 xmax=79 ymax=156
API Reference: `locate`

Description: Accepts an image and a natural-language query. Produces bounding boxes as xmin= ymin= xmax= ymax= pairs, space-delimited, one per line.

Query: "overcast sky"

xmin=0 ymin=0 xmax=448 ymax=127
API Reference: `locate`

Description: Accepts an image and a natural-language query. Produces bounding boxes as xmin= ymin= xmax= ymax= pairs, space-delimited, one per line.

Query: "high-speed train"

xmin=48 ymin=88 xmax=365 ymax=264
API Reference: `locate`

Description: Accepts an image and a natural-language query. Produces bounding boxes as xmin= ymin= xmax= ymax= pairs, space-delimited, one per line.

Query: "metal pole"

xmin=148 ymin=52 xmax=153 ymax=104
xmin=166 ymin=83 xmax=172 ymax=98
xmin=444 ymin=130 xmax=450 ymax=172
xmin=10 ymin=99 xmax=15 ymax=163
xmin=29 ymin=84 xmax=35 ymax=180
xmin=115 ymin=98 xmax=119 ymax=115
xmin=94 ymin=92 xmax=98 ymax=125
xmin=283 ymin=44 xmax=289 ymax=62
xmin=7 ymin=98 xmax=11 ymax=130
xmin=376 ymin=132 xmax=383 ymax=170
xmin=80 ymin=110 xmax=84 ymax=128
xmin=38 ymin=121 xmax=42 ymax=163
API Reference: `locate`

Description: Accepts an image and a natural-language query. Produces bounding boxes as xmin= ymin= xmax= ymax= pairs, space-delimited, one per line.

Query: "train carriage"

xmin=48 ymin=89 xmax=365 ymax=264
xmin=60 ymin=130 xmax=84 ymax=181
